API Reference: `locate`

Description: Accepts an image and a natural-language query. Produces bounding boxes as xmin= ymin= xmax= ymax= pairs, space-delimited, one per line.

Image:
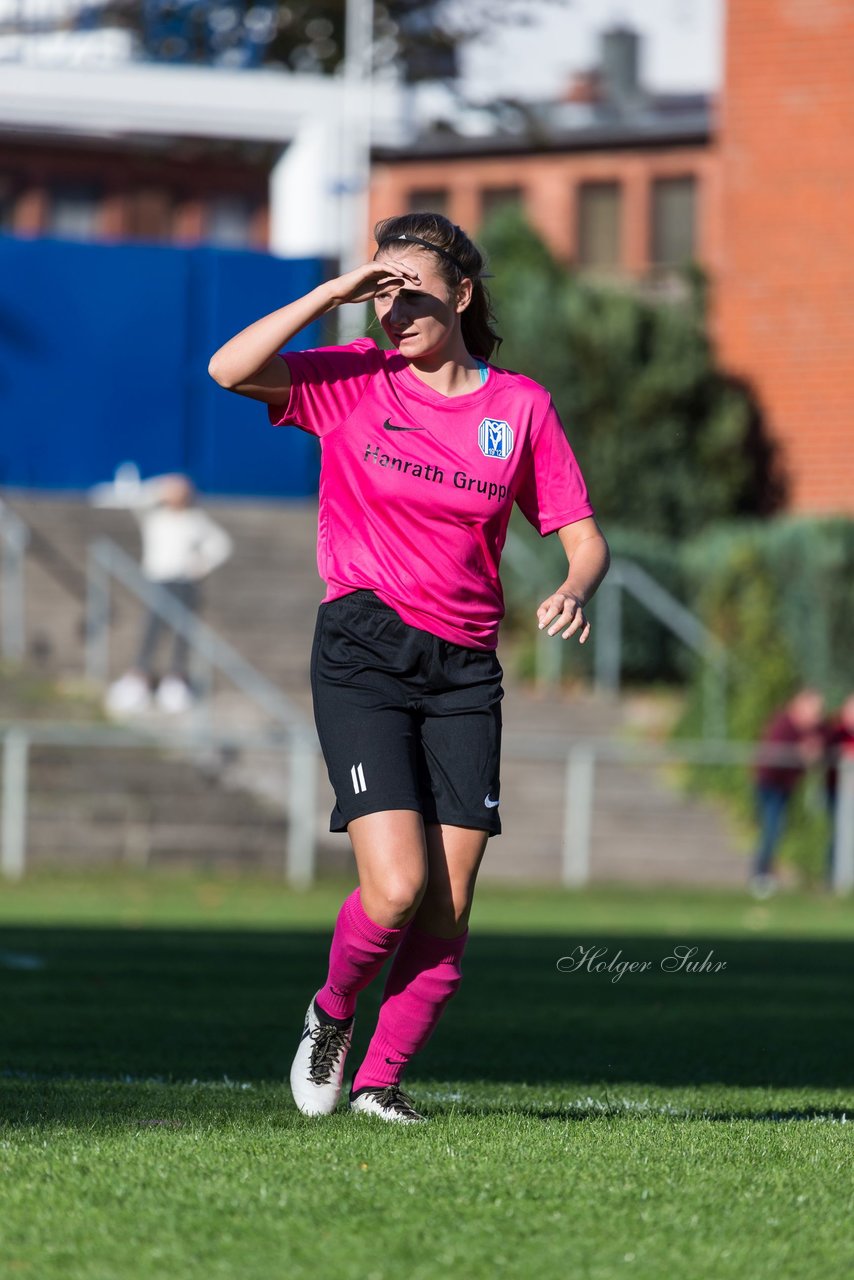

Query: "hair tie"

xmin=377 ymin=233 xmax=475 ymax=277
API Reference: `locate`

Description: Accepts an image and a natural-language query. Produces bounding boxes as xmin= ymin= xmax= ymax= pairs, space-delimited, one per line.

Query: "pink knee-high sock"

xmin=315 ymin=888 xmax=407 ymax=1021
xmin=352 ymin=925 xmax=468 ymax=1091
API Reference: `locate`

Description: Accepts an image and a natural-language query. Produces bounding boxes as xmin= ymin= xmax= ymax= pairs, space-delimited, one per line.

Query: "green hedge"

xmin=682 ymin=517 xmax=854 ymax=722
xmin=503 ymin=514 xmax=854 ymax=702
xmin=502 ymin=516 xmax=852 ymax=879
xmin=480 ymin=208 xmax=784 ymax=539
xmin=673 ymin=518 xmax=854 ymax=882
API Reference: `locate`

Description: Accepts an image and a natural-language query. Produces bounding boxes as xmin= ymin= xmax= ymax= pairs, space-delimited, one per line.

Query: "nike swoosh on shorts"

xmin=382 ymin=418 xmax=424 ymax=431
xmin=484 ymin=795 xmax=500 ymax=808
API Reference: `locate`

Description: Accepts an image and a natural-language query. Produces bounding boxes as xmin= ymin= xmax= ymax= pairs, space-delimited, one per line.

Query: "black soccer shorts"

xmin=310 ymin=590 xmax=504 ymax=835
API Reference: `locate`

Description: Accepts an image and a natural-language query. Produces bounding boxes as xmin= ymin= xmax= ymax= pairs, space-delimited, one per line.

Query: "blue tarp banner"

xmin=0 ymin=236 xmax=326 ymax=497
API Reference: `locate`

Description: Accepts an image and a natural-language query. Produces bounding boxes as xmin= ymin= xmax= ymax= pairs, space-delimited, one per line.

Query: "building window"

xmin=573 ymin=181 xmax=622 ymax=268
xmin=206 ymin=195 xmax=255 ymax=248
xmin=480 ymin=186 xmax=523 ymax=224
xmin=46 ymin=184 xmax=101 ymax=240
xmin=577 ymin=181 xmax=622 ymax=270
xmin=650 ymin=176 xmax=696 ymax=268
xmin=407 ymin=188 xmax=449 ymax=216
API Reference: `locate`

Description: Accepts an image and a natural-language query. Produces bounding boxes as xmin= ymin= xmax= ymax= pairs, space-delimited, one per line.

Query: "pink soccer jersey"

xmin=269 ymin=338 xmax=594 ymax=650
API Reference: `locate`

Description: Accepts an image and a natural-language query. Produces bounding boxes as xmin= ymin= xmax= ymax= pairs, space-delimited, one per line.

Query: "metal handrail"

xmin=84 ymin=536 xmax=317 ymax=879
xmin=609 ymin=559 xmax=723 ymax=659
xmin=0 ymin=499 xmax=29 ymax=660
xmin=600 ymin=559 xmax=727 ymax=740
xmin=499 ymin=732 xmax=833 ymax=767
xmin=502 ymin=532 xmax=728 ymax=738
xmin=3 ymin=723 xmax=850 ymax=894
xmin=85 ymin=537 xmax=308 ymax=731
xmin=0 ymin=720 xmax=297 ymax=750
xmin=0 ymin=719 xmax=319 ymax=886
xmin=496 ymin=731 xmax=853 ymax=896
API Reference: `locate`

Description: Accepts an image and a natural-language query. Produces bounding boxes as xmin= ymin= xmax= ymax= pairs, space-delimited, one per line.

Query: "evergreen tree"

xmin=105 ymin=1 xmax=548 ymax=77
xmin=481 ymin=207 xmax=783 ymax=539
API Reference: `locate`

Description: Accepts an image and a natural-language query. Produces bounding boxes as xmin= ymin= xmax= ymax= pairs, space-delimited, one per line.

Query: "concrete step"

xmin=27 ymin=843 xmax=286 ymax=873
xmin=29 ymin=789 xmax=278 ymax=823
xmin=27 ymin=817 xmax=283 ymax=852
xmin=20 ymin=731 xmax=293 ymax=874
xmin=9 ymin=494 xmax=324 ymax=689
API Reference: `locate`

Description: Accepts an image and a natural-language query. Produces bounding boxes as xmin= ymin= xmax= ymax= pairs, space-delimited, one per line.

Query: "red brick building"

xmin=371 ymin=13 xmax=854 ymax=516
xmin=0 ymin=134 xmax=272 ymax=248
xmin=711 ymin=0 xmax=854 ymax=513
xmin=369 ymin=127 xmax=717 ymax=287
xmin=370 ymin=29 xmax=715 ymax=287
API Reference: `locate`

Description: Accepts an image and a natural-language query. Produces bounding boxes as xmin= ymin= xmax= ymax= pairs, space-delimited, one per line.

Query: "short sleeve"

xmin=267 ymin=338 xmax=380 ymax=437
xmin=514 ymin=397 xmax=594 ymax=536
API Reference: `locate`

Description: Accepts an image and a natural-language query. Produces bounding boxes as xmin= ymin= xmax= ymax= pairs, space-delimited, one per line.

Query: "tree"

xmin=102 ymin=1 xmax=565 ymax=78
xmin=480 ymin=207 xmax=784 ymax=539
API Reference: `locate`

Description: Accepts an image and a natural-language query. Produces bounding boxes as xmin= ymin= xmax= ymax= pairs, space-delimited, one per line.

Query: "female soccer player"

xmin=208 ymin=212 xmax=610 ymax=1123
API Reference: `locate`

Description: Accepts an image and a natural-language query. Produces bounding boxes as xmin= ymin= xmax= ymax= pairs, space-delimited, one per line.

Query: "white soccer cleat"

xmin=289 ymin=997 xmax=354 ymax=1116
xmin=349 ymin=1084 xmax=427 ymax=1124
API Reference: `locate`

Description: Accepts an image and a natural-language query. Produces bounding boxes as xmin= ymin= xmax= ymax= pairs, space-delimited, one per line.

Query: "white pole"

xmin=337 ymin=0 xmax=374 ymax=342
xmin=832 ymin=759 xmax=854 ymax=894
xmin=1 ymin=731 xmax=29 ymax=881
xmin=288 ymin=731 xmax=317 ymax=888
xmin=593 ymin=578 xmax=622 ymax=695
xmin=85 ymin=551 xmax=111 ymax=684
xmin=562 ymin=745 xmax=595 ymax=887
xmin=269 ymin=117 xmax=341 ymax=259
xmin=0 ymin=515 xmax=27 ymax=661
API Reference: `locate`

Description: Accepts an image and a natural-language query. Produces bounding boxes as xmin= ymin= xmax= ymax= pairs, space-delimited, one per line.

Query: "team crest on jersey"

xmin=478 ymin=418 xmax=514 ymax=460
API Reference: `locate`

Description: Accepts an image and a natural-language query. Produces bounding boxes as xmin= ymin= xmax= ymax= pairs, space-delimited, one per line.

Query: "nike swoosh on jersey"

xmin=382 ymin=418 xmax=424 ymax=431
xmin=484 ymin=794 xmax=500 ymax=808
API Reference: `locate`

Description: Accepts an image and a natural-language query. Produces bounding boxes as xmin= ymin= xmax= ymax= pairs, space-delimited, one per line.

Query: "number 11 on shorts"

xmin=351 ymin=762 xmax=367 ymax=794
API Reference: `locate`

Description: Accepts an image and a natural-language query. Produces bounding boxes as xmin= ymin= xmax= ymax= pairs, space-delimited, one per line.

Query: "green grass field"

xmin=1 ymin=872 xmax=852 ymax=1280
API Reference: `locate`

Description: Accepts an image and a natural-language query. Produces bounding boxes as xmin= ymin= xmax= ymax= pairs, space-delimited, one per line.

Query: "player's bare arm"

xmin=207 ymin=261 xmax=420 ymax=404
xmin=537 ymin=516 xmax=610 ymax=642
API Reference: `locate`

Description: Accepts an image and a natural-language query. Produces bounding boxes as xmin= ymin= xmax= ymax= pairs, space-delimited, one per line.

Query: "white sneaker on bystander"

xmin=104 ymin=671 xmax=151 ymax=715
xmin=155 ymin=676 xmax=195 ymax=714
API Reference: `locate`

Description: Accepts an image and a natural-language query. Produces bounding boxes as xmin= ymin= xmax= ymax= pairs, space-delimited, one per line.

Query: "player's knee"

xmin=367 ymin=875 xmax=427 ymax=926
xmin=415 ymin=889 xmax=471 ymax=936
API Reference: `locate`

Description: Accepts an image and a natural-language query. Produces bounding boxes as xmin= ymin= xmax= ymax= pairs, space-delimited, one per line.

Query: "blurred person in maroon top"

xmin=751 ymin=688 xmax=826 ymax=896
xmin=825 ymin=694 xmax=854 ymax=800
xmin=825 ymin=694 xmax=854 ymax=884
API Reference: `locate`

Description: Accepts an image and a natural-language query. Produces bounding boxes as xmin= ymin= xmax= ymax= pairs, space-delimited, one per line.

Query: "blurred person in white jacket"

xmin=96 ymin=472 xmax=233 ymax=713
